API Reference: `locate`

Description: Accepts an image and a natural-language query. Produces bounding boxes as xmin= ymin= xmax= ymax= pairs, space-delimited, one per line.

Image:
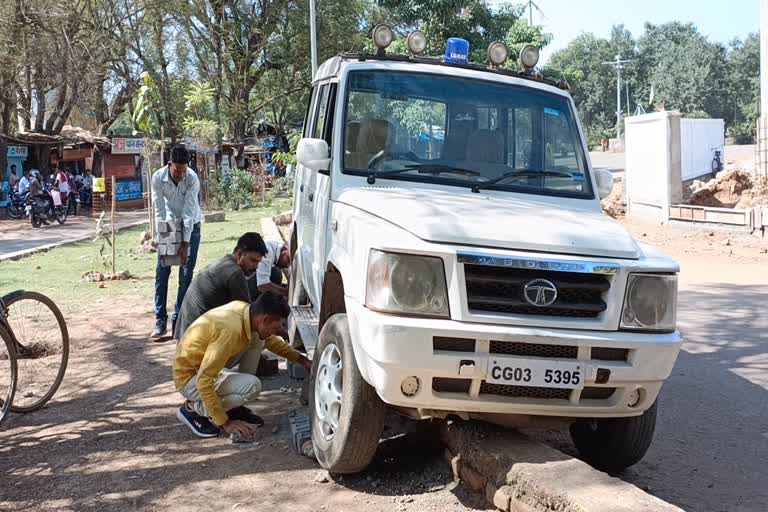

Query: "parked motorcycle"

xmin=6 ymin=189 xmax=27 ymax=220
xmin=26 ymin=188 xmax=67 ymax=228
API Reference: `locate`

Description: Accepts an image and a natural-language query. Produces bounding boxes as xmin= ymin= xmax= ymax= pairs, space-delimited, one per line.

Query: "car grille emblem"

xmin=523 ymin=279 xmax=558 ymax=307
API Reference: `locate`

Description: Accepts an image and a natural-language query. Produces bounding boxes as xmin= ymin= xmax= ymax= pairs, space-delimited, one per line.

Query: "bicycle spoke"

xmin=4 ymin=292 xmax=68 ymax=412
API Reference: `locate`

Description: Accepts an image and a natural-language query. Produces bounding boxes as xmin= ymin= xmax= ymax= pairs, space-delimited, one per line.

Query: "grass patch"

xmin=0 ymin=201 xmax=292 ymax=319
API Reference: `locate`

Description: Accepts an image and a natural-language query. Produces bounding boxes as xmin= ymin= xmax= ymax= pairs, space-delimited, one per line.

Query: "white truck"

xmin=288 ymin=27 xmax=681 ymax=475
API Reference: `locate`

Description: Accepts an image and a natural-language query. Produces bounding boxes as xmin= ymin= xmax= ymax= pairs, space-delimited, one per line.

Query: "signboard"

xmin=93 ymin=177 xmax=106 ymax=193
xmin=7 ymin=146 xmax=28 ymax=158
xmin=115 ymin=179 xmax=142 ymax=201
xmin=112 ymin=138 xmax=146 ymax=155
xmin=221 ymin=154 xmax=232 ymax=178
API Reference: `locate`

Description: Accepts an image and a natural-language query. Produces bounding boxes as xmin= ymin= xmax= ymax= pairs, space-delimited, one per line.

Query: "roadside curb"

xmin=0 ymin=219 xmax=147 ymax=262
xmin=261 ymin=216 xmax=286 ymax=243
xmin=441 ymin=421 xmax=683 ymax=512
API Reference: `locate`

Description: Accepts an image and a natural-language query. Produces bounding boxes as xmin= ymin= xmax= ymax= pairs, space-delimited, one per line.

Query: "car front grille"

xmin=489 ymin=341 xmax=577 ymax=359
xmin=479 ymin=382 xmax=571 ymax=399
xmin=464 ymin=265 xmax=609 ymax=318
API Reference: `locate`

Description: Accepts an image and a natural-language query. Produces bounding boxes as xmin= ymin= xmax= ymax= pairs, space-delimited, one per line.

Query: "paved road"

xmin=534 ymin=261 xmax=768 ymax=511
xmin=0 ymin=210 xmax=148 ymax=260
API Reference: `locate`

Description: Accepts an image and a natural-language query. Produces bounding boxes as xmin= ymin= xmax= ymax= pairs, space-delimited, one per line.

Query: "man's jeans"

xmin=180 ymin=337 xmax=264 ymax=419
xmin=155 ymin=222 xmax=201 ymax=323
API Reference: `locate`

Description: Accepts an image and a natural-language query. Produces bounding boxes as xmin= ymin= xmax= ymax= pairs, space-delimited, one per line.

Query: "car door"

xmin=301 ymin=83 xmax=332 ymax=309
xmin=310 ymin=83 xmax=337 ymax=306
xmin=295 ymin=87 xmax=319 ymax=306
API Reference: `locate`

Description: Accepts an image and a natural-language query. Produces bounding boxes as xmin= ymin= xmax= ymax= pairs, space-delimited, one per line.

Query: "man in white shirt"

xmin=17 ymin=169 xmax=30 ymax=196
xmin=151 ymin=146 xmax=203 ymax=340
xmin=251 ymin=240 xmax=291 ymax=299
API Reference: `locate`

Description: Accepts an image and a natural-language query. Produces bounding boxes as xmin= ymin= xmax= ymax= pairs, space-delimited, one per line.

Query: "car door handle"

xmin=300 ymin=184 xmax=304 ymax=192
xmin=308 ymin=193 xmax=314 ymax=202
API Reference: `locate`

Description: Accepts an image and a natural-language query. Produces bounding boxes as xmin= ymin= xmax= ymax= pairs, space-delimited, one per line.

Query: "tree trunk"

xmin=30 ymin=144 xmax=51 ymax=174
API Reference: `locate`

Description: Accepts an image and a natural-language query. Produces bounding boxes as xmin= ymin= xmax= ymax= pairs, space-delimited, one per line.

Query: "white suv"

xmin=289 ymin=36 xmax=681 ymax=475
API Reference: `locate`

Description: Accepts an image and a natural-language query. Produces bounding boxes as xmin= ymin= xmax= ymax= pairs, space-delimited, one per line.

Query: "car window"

xmin=313 ymin=85 xmax=330 ymax=140
xmin=303 ymin=87 xmax=318 ymax=138
xmin=341 ymin=71 xmax=592 ymax=199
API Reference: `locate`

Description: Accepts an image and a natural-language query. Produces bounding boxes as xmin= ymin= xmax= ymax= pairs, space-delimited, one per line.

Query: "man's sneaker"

xmin=176 ymin=405 xmax=220 ymax=438
xmin=151 ymin=318 xmax=167 ymax=340
xmin=227 ymin=406 xmax=264 ymax=427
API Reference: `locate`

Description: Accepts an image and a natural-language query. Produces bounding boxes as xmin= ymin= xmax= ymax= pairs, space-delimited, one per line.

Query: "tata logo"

xmin=523 ymin=279 xmax=558 ymax=307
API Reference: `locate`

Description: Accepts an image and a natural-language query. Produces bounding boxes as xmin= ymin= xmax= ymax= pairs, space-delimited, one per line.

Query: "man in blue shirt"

xmin=151 ymin=146 xmax=203 ymax=340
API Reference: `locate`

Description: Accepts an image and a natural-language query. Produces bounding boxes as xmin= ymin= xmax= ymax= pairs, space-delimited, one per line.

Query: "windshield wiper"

xmin=404 ymin=163 xmax=481 ymax=177
xmin=470 ymin=170 xmax=573 ymax=193
xmin=365 ymin=163 xmax=479 ymax=184
xmin=365 ymin=167 xmax=417 ymax=184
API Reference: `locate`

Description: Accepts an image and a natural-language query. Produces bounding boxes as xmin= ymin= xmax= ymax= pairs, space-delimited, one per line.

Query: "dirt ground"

xmin=2 ymin=215 xmax=767 ymax=511
xmin=0 ymin=296 xmax=487 ymax=512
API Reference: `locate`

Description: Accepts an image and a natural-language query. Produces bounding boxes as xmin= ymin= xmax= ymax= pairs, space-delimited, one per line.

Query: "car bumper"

xmin=346 ymin=299 xmax=682 ymax=419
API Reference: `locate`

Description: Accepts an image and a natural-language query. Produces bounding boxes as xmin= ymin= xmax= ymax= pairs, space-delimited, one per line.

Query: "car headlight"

xmin=366 ymin=250 xmax=449 ymax=318
xmin=621 ymin=274 xmax=677 ymax=332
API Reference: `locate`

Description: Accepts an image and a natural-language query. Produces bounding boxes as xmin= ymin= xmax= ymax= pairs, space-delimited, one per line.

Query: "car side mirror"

xmin=594 ymin=168 xmax=614 ymax=200
xmin=297 ymin=138 xmax=330 ymax=172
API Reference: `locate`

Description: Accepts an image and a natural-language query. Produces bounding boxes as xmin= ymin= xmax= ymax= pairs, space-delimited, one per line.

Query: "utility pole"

xmin=310 ymin=0 xmax=318 ymax=78
xmin=758 ymin=0 xmax=768 ymax=178
xmin=525 ymin=0 xmax=545 ymax=26
xmin=603 ymin=54 xmax=633 ymax=139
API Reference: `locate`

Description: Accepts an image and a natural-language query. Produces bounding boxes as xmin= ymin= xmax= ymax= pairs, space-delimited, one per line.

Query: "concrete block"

xmin=158 ymin=230 xmax=183 ymax=242
xmin=441 ymin=421 xmax=683 ymax=512
xmin=204 ymin=211 xmax=226 ymax=223
xmin=288 ymin=413 xmax=314 ymax=458
xmin=287 ymin=362 xmax=306 ymax=380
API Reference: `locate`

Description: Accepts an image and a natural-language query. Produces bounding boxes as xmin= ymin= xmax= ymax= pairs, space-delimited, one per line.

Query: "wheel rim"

xmin=315 ymin=343 xmax=343 ymax=441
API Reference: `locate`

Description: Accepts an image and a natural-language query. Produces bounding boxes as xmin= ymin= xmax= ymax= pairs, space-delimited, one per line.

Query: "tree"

xmin=636 ymin=22 xmax=730 ymax=121
xmin=727 ymin=33 xmax=759 ymax=142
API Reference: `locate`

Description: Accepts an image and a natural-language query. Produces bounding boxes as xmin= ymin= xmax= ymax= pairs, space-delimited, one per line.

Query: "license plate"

xmin=24 ymin=206 xmax=31 ymax=214
xmin=487 ymin=356 xmax=585 ymax=389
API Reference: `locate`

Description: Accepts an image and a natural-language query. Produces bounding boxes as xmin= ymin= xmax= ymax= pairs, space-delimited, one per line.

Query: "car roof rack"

xmin=338 ymin=53 xmax=570 ymax=92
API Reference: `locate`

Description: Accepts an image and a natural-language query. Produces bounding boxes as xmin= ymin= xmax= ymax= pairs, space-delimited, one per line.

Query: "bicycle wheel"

xmin=0 ymin=325 xmax=18 ymax=427
xmin=3 ymin=291 xmax=69 ymax=413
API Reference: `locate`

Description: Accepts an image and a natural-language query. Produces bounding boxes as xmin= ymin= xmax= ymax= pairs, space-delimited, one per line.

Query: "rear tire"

xmin=30 ymin=212 xmax=41 ymax=228
xmin=310 ymin=314 xmax=386 ymax=474
xmin=570 ymin=400 xmax=658 ymax=473
xmin=7 ymin=204 xmax=23 ymax=220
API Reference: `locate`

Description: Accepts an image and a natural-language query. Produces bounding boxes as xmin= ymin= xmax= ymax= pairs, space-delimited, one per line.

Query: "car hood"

xmin=338 ymin=187 xmax=640 ymax=259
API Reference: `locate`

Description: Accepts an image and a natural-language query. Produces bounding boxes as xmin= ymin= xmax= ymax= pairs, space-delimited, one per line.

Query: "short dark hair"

xmin=251 ymin=292 xmax=290 ymax=319
xmin=234 ymin=232 xmax=268 ymax=255
xmin=170 ymin=145 xmax=190 ymax=165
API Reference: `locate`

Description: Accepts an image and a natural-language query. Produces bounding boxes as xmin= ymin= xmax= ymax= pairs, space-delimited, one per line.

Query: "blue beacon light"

xmin=444 ymin=38 xmax=469 ymax=65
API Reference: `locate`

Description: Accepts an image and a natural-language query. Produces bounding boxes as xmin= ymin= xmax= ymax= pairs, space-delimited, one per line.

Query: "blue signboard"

xmin=115 ymin=179 xmax=142 ymax=201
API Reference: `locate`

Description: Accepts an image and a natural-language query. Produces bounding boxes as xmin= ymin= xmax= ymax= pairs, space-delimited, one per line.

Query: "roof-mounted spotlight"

xmin=372 ymin=24 xmax=394 ymax=56
xmin=487 ymin=41 xmax=508 ymax=68
xmin=406 ymin=30 xmax=427 ymax=55
xmin=519 ymin=45 xmax=540 ymax=72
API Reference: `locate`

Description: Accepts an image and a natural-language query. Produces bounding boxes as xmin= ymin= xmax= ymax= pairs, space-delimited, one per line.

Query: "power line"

xmin=602 ymin=54 xmax=633 ymax=138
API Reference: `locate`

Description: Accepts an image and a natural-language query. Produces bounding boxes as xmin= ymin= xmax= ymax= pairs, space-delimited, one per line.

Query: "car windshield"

xmin=343 ymin=70 xmax=593 ymax=199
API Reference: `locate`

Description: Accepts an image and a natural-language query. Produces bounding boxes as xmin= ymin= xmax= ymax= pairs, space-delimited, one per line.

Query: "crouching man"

xmin=173 ymin=293 xmax=311 ymax=438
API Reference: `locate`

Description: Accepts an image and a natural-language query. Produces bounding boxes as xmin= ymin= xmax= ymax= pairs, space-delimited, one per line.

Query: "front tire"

xmin=570 ymin=400 xmax=658 ymax=473
xmin=310 ymin=314 xmax=386 ymax=474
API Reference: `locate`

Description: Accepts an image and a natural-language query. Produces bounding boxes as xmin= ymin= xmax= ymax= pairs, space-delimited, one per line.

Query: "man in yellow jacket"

xmin=173 ymin=293 xmax=311 ymax=438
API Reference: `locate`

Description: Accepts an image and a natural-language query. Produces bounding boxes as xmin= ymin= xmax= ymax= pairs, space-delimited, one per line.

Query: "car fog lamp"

xmin=406 ymin=30 xmax=427 ymax=55
xmin=372 ymin=24 xmax=394 ymax=53
xmin=487 ymin=41 xmax=508 ymax=67
xmin=519 ymin=45 xmax=540 ymax=70
xmin=401 ymin=376 xmax=420 ymax=397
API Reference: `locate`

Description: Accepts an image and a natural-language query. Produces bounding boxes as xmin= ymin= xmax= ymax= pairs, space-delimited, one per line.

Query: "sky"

xmin=490 ymin=0 xmax=760 ymax=63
